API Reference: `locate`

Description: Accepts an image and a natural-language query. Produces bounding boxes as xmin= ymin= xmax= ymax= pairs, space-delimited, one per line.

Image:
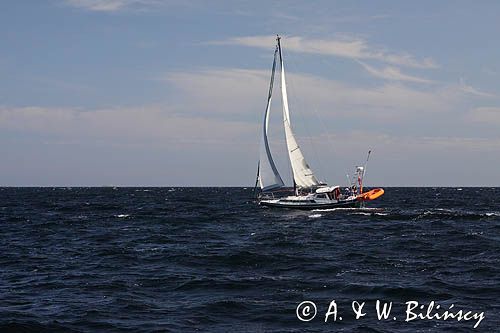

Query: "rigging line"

xmin=285 ymin=47 xmax=324 ymax=183
xmin=292 ymin=52 xmax=335 ymax=183
xmin=278 ymin=45 xmax=294 ymax=188
xmin=310 ymin=105 xmax=337 ymax=185
xmin=362 ymin=149 xmax=371 ymax=189
xmin=318 ymin=55 xmax=369 ymax=184
xmin=316 ymin=57 xmax=341 ymax=157
xmin=280 ymin=81 xmax=294 ymax=188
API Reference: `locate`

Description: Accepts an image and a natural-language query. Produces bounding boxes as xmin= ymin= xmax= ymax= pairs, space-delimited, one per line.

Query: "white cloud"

xmin=0 ymin=105 xmax=264 ymax=186
xmin=299 ymin=130 xmax=500 ymax=186
xmin=0 ymin=106 xmax=256 ymax=147
xmin=297 ymin=131 xmax=497 ymax=162
xmin=466 ymin=107 xmax=500 ymax=125
xmin=357 ymin=61 xmax=434 ymax=84
xmin=3 ymin=66 xmax=500 ymax=186
xmin=212 ymin=35 xmax=438 ymax=69
xmin=458 ymin=78 xmax=496 ymax=98
xmin=64 ymin=0 xmax=160 ymax=12
xmin=159 ymin=67 xmax=500 ymax=174
xmin=162 ymin=69 xmax=269 ymax=117
xmin=162 ymin=68 xmax=456 ymax=122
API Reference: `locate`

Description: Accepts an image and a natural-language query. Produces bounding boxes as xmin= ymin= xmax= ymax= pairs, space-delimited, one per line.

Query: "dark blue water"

xmin=0 ymin=187 xmax=499 ymax=332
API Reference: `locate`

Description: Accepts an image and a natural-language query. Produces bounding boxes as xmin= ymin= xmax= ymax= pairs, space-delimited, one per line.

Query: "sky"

xmin=1 ymin=0 xmax=499 ymax=186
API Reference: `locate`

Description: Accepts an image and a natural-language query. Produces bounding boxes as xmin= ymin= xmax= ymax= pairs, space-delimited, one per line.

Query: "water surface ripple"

xmin=0 ymin=187 xmax=499 ymax=332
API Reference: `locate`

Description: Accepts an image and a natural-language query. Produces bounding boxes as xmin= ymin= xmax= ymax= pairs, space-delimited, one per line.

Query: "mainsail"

xmin=277 ymin=37 xmax=321 ymax=188
xmin=258 ymin=46 xmax=285 ymax=191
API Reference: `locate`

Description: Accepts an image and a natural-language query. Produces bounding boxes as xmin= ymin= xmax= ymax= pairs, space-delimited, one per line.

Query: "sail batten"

xmin=277 ymin=37 xmax=321 ymax=189
xmin=258 ymin=46 xmax=285 ymax=191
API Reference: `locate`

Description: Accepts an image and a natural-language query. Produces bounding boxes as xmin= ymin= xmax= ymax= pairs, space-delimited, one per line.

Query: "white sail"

xmin=258 ymin=46 xmax=285 ymax=191
xmin=257 ymin=37 xmax=384 ymax=209
xmin=278 ymin=38 xmax=321 ymax=188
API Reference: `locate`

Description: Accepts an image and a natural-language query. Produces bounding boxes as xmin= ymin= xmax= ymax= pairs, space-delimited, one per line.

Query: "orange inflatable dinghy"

xmin=358 ymin=188 xmax=384 ymax=201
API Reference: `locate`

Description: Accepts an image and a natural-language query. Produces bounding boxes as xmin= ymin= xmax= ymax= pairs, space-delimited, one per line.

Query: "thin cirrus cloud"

xmin=164 ymin=68 xmax=456 ymax=120
xmin=458 ymin=78 xmax=496 ymax=98
xmin=212 ymin=35 xmax=439 ymax=69
xmin=64 ymin=0 xmax=160 ymax=12
xmin=1 ymin=67 xmax=465 ymax=149
xmin=0 ymin=106 xmax=255 ymax=147
xmin=356 ymin=61 xmax=435 ymax=84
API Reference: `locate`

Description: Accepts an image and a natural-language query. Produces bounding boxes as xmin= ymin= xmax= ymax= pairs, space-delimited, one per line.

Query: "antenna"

xmin=360 ymin=150 xmax=371 ymax=193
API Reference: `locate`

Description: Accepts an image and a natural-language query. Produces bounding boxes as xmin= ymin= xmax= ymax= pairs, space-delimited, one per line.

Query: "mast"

xmin=277 ymin=35 xmax=321 ymax=190
xmin=360 ymin=150 xmax=371 ymax=194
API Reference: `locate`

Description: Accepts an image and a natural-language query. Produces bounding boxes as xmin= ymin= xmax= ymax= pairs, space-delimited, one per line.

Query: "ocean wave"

xmin=1 ymin=187 xmax=499 ymax=332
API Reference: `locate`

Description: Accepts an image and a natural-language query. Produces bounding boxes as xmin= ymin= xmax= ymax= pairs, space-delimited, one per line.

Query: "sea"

xmin=0 ymin=187 xmax=499 ymax=332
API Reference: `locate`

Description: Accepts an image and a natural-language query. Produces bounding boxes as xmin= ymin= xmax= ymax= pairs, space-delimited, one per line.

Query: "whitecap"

xmin=309 ymin=214 xmax=322 ymax=218
xmin=311 ymin=207 xmax=384 ymax=214
xmin=115 ymin=214 xmax=130 ymax=218
xmin=312 ymin=207 xmax=355 ymax=212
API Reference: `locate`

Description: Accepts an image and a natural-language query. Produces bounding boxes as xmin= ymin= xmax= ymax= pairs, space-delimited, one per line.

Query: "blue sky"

xmin=1 ymin=0 xmax=499 ymax=186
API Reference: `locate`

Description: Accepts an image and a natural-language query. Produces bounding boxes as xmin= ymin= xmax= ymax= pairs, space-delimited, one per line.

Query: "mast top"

xmin=276 ymin=34 xmax=281 ymax=42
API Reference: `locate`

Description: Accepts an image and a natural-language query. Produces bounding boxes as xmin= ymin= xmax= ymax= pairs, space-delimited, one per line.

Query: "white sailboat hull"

xmin=259 ymin=196 xmax=360 ymax=210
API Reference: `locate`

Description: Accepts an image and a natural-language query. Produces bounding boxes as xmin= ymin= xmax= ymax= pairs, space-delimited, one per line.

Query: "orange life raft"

xmin=357 ymin=188 xmax=384 ymax=201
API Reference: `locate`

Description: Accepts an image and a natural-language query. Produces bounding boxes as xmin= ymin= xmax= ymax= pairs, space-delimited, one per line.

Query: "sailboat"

xmin=255 ymin=35 xmax=384 ymax=209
